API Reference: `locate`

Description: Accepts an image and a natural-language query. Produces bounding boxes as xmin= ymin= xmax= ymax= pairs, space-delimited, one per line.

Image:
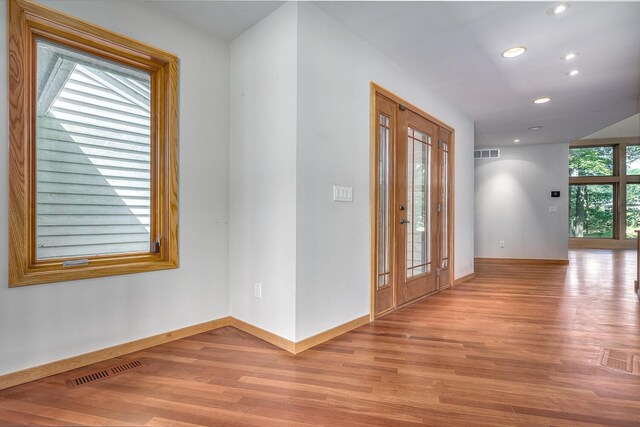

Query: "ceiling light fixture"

xmin=514 ymin=139 xmax=521 ymax=143
xmin=564 ymin=52 xmax=577 ymax=60
xmin=502 ymin=46 xmax=527 ymax=58
xmin=528 ymin=126 xmax=543 ymax=131
xmin=552 ymin=4 xmax=568 ymax=15
xmin=567 ymin=69 xmax=579 ymax=76
xmin=533 ymin=97 xmax=551 ymax=104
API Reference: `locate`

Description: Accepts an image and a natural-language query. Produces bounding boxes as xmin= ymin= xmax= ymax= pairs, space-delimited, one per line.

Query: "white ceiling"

xmin=581 ymin=113 xmax=640 ymax=139
xmin=154 ymin=1 xmax=640 ymax=148
xmin=152 ymin=1 xmax=284 ymax=41
xmin=314 ymin=1 xmax=640 ymax=147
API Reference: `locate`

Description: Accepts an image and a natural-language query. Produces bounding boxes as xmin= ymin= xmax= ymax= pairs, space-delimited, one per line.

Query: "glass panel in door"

xmin=406 ymin=127 xmax=431 ymax=278
xmin=378 ymin=114 xmax=391 ymax=288
xmin=441 ymin=141 xmax=449 ymax=270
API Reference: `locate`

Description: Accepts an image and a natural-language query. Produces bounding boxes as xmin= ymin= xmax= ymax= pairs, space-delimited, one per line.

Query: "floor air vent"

xmin=598 ymin=348 xmax=639 ymax=375
xmin=66 ymin=359 xmax=144 ymax=388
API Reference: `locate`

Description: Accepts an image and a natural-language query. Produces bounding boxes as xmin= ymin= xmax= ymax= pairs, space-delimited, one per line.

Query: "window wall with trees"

xmin=569 ymin=138 xmax=640 ymax=248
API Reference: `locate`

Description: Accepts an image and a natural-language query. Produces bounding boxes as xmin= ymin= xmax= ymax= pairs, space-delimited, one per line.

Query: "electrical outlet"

xmin=254 ymin=283 xmax=262 ymax=299
xmin=499 ymin=241 xmax=505 ymax=248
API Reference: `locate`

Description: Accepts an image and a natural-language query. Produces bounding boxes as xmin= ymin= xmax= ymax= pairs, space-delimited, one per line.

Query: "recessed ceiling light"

xmin=528 ymin=126 xmax=543 ymax=131
xmin=514 ymin=139 xmax=521 ymax=143
xmin=552 ymin=4 xmax=568 ymax=15
xmin=567 ymin=69 xmax=579 ymax=76
xmin=502 ymin=46 xmax=527 ymax=58
xmin=533 ymin=97 xmax=551 ymax=104
xmin=564 ymin=52 xmax=577 ymax=60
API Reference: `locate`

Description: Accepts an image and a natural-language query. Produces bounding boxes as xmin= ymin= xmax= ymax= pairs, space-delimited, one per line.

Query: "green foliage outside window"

xmin=626 ymin=147 xmax=640 ymax=238
xmin=569 ymin=145 xmax=640 ymax=239
xmin=627 ymin=145 xmax=640 ymax=175
xmin=627 ymin=184 xmax=640 ymax=238
xmin=569 ymin=185 xmax=613 ymax=238
xmin=569 ymin=147 xmax=613 ymax=176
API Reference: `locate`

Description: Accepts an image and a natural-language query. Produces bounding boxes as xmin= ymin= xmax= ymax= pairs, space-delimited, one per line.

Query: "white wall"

xmin=295 ymin=3 xmax=476 ymax=340
xmin=2 ymin=0 xmax=477 ymax=374
xmin=229 ymin=3 xmax=298 ymax=341
xmin=0 ymin=0 xmax=230 ymax=375
xmin=475 ymin=143 xmax=569 ymax=260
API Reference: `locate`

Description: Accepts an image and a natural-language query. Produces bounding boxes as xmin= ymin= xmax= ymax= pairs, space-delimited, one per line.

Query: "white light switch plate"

xmin=254 ymin=283 xmax=262 ymax=299
xmin=549 ymin=206 xmax=558 ymax=213
xmin=333 ymin=185 xmax=353 ymax=202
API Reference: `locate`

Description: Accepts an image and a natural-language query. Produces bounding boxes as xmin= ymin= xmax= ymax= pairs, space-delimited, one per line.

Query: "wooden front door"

xmin=395 ymin=108 xmax=439 ymax=305
xmin=373 ymin=90 xmax=453 ymax=318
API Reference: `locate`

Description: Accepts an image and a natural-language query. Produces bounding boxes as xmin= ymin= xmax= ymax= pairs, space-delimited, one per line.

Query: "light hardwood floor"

xmin=1 ymin=249 xmax=639 ymax=426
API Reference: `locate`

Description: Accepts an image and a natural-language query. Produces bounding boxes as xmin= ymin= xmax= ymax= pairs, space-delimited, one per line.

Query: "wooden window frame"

xmin=569 ymin=137 xmax=640 ymax=249
xmin=8 ymin=0 xmax=179 ymax=287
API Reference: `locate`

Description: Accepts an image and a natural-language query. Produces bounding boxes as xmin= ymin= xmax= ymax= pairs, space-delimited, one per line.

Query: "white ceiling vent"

xmin=474 ymin=149 xmax=500 ymax=160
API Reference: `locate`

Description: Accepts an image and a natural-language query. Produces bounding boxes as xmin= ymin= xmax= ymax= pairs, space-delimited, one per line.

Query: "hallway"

xmin=1 ymin=251 xmax=638 ymax=426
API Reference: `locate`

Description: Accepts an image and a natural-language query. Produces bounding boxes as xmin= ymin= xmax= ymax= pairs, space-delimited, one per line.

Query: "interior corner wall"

xmin=0 ymin=0 xmax=230 ymax=376
xmin=294 ymin=3 xmax=476 ymax=341
xmin=229 ymin=3 xmax=298 ymax=341
xmin=474 ymin=143 xmax=569 ymax=260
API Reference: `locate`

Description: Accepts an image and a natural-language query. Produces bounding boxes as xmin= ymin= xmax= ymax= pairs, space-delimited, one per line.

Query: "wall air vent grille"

xmin=474 ymin=149 xmax=500 ymax=160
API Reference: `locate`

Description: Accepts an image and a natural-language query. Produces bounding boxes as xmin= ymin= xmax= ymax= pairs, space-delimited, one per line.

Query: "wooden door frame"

xmin=369 ymin=82 xmax=456 ymax=321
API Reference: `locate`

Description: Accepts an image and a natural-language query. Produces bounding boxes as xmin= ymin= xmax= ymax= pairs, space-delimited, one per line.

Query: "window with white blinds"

xmin=36 ymin=39 xmax=152 ymax=260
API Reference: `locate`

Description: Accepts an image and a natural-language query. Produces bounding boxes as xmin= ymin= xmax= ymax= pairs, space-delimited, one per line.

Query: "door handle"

xmin=399 ymin=217 xmax=410 ymax=224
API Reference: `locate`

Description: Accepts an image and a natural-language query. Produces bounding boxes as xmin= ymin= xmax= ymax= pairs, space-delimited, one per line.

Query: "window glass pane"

xmin=569 ymin=147 xmax=614 ymax=176
xmin=407 ymin=127 xmax=430 ymax=278
xmin=377 ymin=114 xmax=390 ymax=289
xmin=627 ymin=146 xmax=640 ymax=175
xmin=569 ymin=185 xmax=614 ymax=238
xmin=441 ymin=142 xmax=449 ymax=269
xmin=36 ymin=39 xmax=151 ymax=260
xmin=627 ymin=184 xmax=640 ymax=239
xmin=406 ymin=131 xmax=413 ymax=274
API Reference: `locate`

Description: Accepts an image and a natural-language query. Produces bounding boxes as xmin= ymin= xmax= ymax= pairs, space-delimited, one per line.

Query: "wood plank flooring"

xmin=1 ymin=249 xmax=639 ymax=426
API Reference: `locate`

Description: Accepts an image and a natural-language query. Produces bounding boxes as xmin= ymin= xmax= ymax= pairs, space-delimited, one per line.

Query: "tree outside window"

xmin=568 ymin=140 xmax=640 ymax=247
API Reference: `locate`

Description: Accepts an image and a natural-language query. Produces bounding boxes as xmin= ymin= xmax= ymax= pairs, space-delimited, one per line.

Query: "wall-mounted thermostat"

xmin=551 ymin=191 xmax=561 ymax=198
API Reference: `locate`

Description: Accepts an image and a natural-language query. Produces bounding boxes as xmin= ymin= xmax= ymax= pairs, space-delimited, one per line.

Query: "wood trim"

xmin=449 ymin=129 xmax=456 ymax=288
xmin=295 ymin=315 xmax=370 ymax=353
xmin=369 ymin=82 xmax=456 ymax=318
xmin=618 ymin=143 xmax=627 ymax=240
xmin=228 ymin=318 xmax=296 ymax=354
xmin=0 ymin=317 xmax=231 ymax=391
xmin=0 ymin=314 xmax=372 ymax=390
xmin=453 ymin=272 xmax=475 ymax=285
xmin=568 ymin=238 xmax=635 ymax=249
xmin=8 ymin=0 xmax=30 ymax=287
xmin=371 ymin=83 xmax=455 ymax=133
xmin=569 ymin=176 xmax=619 ymax=185
xmin=11 ymin=0 xmax=179 ymax=63
xmin=571 ymin=137 xmax=640 ymax=147
xmin=475 ymin=258 xmax=569 ymax=266
xmin=369 ymin=84 xmax=377 ymax=321
xmin=8 ymin=0 xmax=179 ymax=287
xmin=230 ymin=316 xmax=370 ymax=354
xmin=636 ymin=231 xmax=640 ymax=296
